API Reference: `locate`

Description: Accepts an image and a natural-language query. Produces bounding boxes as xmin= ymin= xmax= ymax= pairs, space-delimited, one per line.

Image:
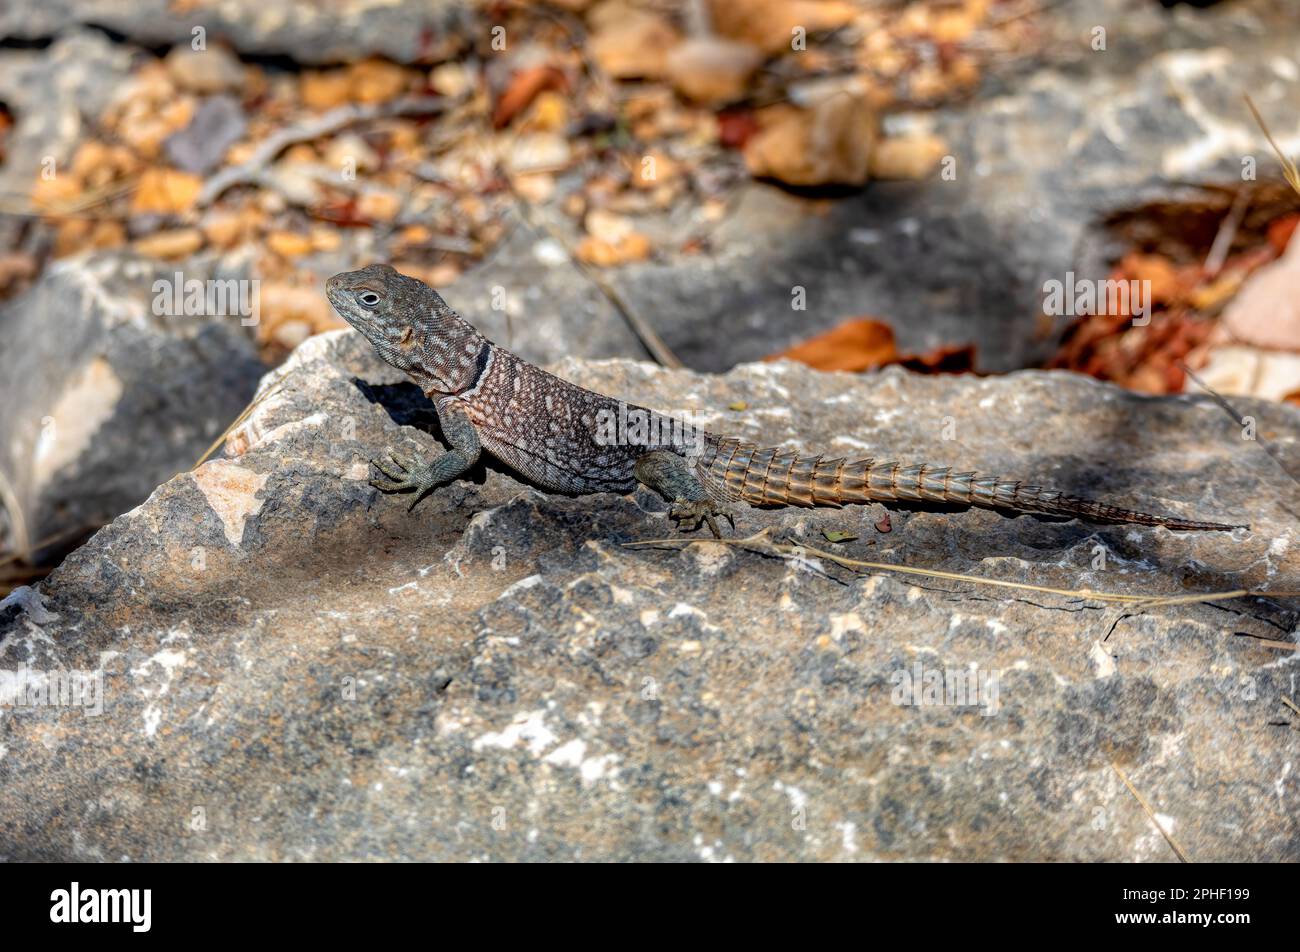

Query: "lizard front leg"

xmin=370 ymin=403 xmax=481 ymax=511
xmin=634 ymin=449 xmax=736 ymax=538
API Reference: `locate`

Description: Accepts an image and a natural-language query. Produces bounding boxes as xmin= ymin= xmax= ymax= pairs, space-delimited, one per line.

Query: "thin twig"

xmin=1203 ymin=186 xmax=1253 ymax=278
xmin=1233 ymin=634 xmax=1298 ymax=651
xmin=1245 ymin=95 xmax=1300 ymax=198
xmin=197 ymin=96 xmax=446 ymax=207
xmin=1111 ymin=761 xmax=1190 ymax=863
xmin=190 ymin=383 xmax=285 ymax=470
xmin=0 ymin=522 xmax=101 ymax=569
xmin=622 ymin=529 xmax=1297 ymax=606
xmin=1179 ymin=361 xmax=1300 ymax=489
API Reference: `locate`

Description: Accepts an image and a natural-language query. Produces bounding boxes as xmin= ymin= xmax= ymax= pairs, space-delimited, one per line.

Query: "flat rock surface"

xmin=1 ymin=331 xmax=1296 ymax=861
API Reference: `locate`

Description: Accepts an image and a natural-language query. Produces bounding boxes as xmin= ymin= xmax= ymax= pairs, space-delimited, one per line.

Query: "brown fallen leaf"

xmin=708 ymin=0 xmax=858 ymax=56
xmin=897 ymin=343 xmax=975 ymax=374
xmin=868 ymin=133 xmax=947 ymax=180
xmin=768 ymin=316 xmax=976 ymax=375
xmin=576 ymin=232 xmax=652 ymax=266
xmin=1221 ymin=229 xmax=1300 ymax=350
xmin=589 ymin=10 xmax=682 ymax=80
xmin=1267 ymin=213 xmax=1299 ymax=255
xmin=130 ymin=167 xmax=203 ymax=216
xmin=133 ymin=227 xmax=204 ymax=259
xmin=766 ymin=317 xmax=896 ymax=372
xmin=665 ymin=37 xmax=763 ymax=105
xmin=744 ymin=93 xmax=878 ymax=187
xmin=717 ymin=109 xmax=760 ymax=149
xmin=0 ymin=252 xmax=36 ymax=294
xmin=493 ymin=66 xmax=567 ymax=129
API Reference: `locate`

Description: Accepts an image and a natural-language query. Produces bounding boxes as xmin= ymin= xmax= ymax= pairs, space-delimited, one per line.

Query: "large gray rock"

xmin=0 ymin=0 xmax=475 ymax=65
xmin=0 ymin=330 xmax=1295 ymax=860
xmin=0 ymin=253 xmax=265 ymax=560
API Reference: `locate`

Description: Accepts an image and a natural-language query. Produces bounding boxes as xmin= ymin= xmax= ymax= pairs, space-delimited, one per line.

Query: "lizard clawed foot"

xmin=668 ymin=499 xmax=735 ymax=539
xmin=369 ymin=449 xmax=440 ymax=511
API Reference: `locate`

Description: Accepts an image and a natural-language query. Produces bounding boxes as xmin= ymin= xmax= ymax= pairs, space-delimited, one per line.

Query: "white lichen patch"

xmin=190 ymin=459 xmax=270 ymax=546
xmin=1089 ymin=641 xmax=1117 ymax=678
xmin=472 ymin=709 xmax=557 ymax=756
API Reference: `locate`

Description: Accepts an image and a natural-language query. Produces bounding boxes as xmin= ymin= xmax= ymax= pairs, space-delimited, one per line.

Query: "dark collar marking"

xmin=457 ymin=339 xmax=494 ymax=395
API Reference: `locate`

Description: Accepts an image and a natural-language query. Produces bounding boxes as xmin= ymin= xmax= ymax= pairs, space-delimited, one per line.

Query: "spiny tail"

xmin=703 ymin=439 xmax=1244 ymax=531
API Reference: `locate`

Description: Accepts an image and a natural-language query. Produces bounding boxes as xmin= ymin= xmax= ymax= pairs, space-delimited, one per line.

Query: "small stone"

xmin=532 ymin=239 xmax=569 ymax=267
xmin=744 ymin=95 xmax=877 ymax=187
xmin=164 ymin=95 xmax=248 ymax=175
xmin=506 ymin=133 xmax=572 ymax=174
xmin=589 ymin=9 xmax=682 ymax=80
xmin=323 ymin=133 xmax=380 ymax=175
xmin=348 ymin=58 xmax=410 ymax=103
xmin=584 ymin=207 xmax=634 ymax=244
xmin=869 ymin=133 xmax=948 ymax=181
xmin=302 ymin=69 xmax=352 ymax=109
xmin=429 ymin=62 xmax=474 ymax=98
xmin=133 ymin=227 xmax=204 ymax=259
xmin=130 ymin=168 xmax=204 ymax=216
xmin=665 ymin=37 xmax=762 ymax=104
xmin=164 ymin=45 xmax=246 ymax=94
xmin=358 ymin=190 xmax=401 ymax=222
xmin=267 ymin=231 xmax=314 ymax=258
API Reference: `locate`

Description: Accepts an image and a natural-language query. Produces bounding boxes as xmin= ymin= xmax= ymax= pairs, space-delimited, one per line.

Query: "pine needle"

xmin=190 ymin=383 xmax=284 ymax=471
xmin=623 ymin=530 xmax=1298 ymax=608
xmin=1245 ymin=94 xmax=1300 ymax=198
xmin=1112 ymin=761 xmax=1191 ymax=863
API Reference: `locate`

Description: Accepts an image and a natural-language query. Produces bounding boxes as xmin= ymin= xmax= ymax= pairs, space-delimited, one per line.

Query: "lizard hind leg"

xmin=634 ymin=449 xmax=736 ymax=538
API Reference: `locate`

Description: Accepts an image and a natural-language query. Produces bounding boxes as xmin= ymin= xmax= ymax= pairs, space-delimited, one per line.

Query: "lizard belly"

xmin=474 ymin=424 xmax=639 ymax=493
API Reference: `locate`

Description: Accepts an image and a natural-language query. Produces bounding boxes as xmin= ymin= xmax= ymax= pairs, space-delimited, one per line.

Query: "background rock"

xmin=594 ymin=0 xmax=1300 ymax=371
xmin=0 ymin=0 xmax=475 ymax=66
xmin=0 ymin=331 xmax=1295 ymax=861
xmin=0 ymin=253 xmax=264 ymax=560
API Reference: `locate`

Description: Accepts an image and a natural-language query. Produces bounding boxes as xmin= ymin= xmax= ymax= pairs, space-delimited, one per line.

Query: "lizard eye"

xmin=358 ymin=291 xmax=381 ymax=308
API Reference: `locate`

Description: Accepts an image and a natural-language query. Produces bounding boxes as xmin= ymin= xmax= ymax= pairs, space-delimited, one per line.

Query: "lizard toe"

xmin=668 ymin=500 xmax=735 ymax=537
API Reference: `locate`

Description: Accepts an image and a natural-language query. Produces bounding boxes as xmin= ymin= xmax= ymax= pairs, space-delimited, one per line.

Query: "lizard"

xmin=325 ymin=264 xmax=1246 ymax=537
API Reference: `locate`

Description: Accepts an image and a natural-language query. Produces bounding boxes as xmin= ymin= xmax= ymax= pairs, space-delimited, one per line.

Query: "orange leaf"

xmin=493 ymin=66 xmax=567 ymax=129
xmin=766 ymin=318 xmax=898 ymax=372
xmin=1267 ymin=213 xmax=1300 ymax=256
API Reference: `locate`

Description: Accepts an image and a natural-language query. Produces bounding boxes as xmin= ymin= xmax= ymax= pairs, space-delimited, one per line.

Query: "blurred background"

xmin=0 ymin=0 xmax=1297 ymax=587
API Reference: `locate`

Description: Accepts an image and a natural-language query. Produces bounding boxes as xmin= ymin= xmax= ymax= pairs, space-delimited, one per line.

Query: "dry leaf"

xmin=708 ymin=0 xmax=857 ymax=55
xmin=590 ymin=11 xmax=682 ymax=80
xmin=766 ymin=318 xmax=897 ymax=372
xmin=576 ymin=233 xmax=652 ymax=266
xmin=133 ymin=227 xmax=204 ymax=259
xmin=267 ymin=230 xmax=314 ymax=258
xmin=493 ymin=66 xmax=567 ymax=129
xmin=1221 ymin=230 xmax=1300 ymax=350
xmin=744 ymin=94 xmax=877 ymax=187
xmin=131 ymin=167 xmax=203 ymax=216
xmin=769 ymin=316 xmax=976 ymax=374
xmin=665 ymin=37 xmax=762 ymax=105
xmin=869 ymin=133 xmax=947 ymax=180
xmin=822 ymin=529 xmax=858 ymax=543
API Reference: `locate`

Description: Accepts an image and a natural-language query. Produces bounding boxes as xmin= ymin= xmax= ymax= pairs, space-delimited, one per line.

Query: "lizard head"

xmin=326 ymin=264 xmax=478 ymax=388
